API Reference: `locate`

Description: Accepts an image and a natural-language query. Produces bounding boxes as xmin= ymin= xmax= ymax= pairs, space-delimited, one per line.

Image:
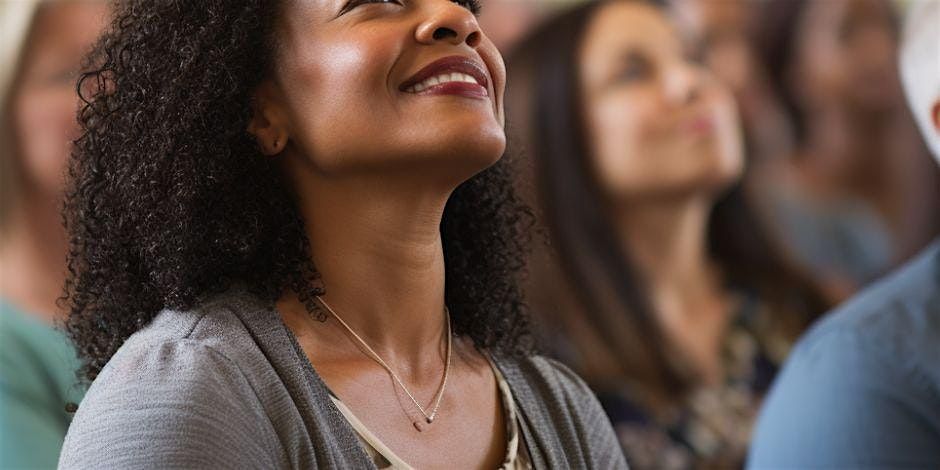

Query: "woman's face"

xmin=10 ymin=2 xmax=109 ymax=198
xmin=792 ymin=0 xmax=899 ymax=114
xmin=578 ymin=1 xmax=742 ymax=202
xmin=260 ymin=0 xmax=506 ymax=183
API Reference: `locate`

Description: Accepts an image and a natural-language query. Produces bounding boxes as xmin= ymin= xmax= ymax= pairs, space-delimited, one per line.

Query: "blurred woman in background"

xmin=667 ymin=0 xmax=792 ymax=166
xmin=0 ymin=1 xmax=108 ymax=467
xmin=754 ymin=0 xmax=940 ymax=301
xmin=507 ymin=0 xmax=827 ymax=467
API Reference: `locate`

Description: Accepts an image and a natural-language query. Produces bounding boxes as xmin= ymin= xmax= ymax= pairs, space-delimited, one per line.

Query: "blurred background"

xmin=1 ymin=0 xmax=938 ymax=469
xmin=483 ymin=0 xmax=939 ymax=468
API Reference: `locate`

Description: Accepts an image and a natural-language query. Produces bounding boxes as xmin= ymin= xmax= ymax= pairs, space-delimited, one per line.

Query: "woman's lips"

xmin=683 ymin=113 xmax=716 ymax=135
xmin=400 ymin=55 xmax=490 ymax=99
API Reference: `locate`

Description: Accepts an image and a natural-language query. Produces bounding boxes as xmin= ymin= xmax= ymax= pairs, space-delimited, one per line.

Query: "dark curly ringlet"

xmin=64 ymin=0 xmax=536 ymax=383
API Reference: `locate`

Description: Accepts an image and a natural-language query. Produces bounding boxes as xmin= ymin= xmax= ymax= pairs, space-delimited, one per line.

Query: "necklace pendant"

xmin=413 ymin=421 xmax=426 ymax=432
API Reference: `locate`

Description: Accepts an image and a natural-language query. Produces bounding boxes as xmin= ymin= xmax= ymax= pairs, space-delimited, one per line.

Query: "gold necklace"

xmin=315 ymin=296 xmax=452 ymax=432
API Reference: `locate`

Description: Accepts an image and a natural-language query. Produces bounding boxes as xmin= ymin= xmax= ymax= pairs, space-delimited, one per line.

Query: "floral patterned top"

xmin=599 ymin=293 xmax=794 ymax=469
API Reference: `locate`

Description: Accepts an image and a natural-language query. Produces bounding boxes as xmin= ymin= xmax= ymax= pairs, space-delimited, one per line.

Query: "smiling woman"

xmin=56 ymin=0 xmax=626 ymax=469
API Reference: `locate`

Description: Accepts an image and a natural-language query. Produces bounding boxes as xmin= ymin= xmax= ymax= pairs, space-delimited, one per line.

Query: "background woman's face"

xmin=792 ymin=0 xmax=899 ymax=114
xmin=11 ymin=2 xmax=109 ymax=198
xmin=269 ymin=0 xmax=506 ymax=182
xmin=578 ymin=1 xmax=742 ymax=202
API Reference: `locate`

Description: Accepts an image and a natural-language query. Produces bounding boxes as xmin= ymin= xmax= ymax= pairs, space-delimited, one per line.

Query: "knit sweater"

xmin=58 ymin=289 xmax=628 ymax=469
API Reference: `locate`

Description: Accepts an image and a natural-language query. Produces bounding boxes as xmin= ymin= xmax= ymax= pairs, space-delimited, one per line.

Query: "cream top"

xmin=329 ymin=355 xmax=532 ymax=469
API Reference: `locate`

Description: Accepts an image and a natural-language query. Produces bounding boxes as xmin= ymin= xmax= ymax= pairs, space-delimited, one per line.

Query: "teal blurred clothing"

xmin=0 ymin=299 xmax=86 ymax=469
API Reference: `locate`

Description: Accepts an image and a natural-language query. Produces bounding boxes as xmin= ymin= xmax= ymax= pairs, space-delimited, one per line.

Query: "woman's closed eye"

xmin=339 ymin=0 xmax=482 ymax=16
xmin=614 ymin=51 xmax=653 ymax=84
xmin=452 ymin=0 xmax=482 ymax=16
xmin=339 ymin=0 xmax=402 ymax=16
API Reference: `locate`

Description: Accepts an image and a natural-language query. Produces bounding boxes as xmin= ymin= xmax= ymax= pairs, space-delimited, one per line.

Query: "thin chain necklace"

xmin=315 ymin=296 xmax=452 ymax=432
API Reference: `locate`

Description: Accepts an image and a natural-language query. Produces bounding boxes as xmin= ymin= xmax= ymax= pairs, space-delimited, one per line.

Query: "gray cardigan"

xmin=58 ymin=290 xmax=628 ymax=469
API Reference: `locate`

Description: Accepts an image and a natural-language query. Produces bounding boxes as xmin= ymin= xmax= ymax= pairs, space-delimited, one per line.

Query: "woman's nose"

xmin=415 ymin=0 xmax=482 ymax=48
xmin=663 ymin=61 xmax=703 ymax=106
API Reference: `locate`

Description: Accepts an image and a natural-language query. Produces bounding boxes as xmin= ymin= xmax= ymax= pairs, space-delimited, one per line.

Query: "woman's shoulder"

xmin=126 ymin=287 xmax=268 ymax=345
xmin=492 ymin=353 xmax=629 ymax=469
xmin=75 ymin=287 xmax=278 ymax=407
xmin=59 ymin=289 xmax=287 ymax=469
xmin=496 ymin=354 xmax=595 ymax=400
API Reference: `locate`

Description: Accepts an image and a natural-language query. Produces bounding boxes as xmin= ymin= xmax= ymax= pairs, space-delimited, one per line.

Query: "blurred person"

xmin=477 ymin=0 xmax=541 ymax=53
xmin=754 ymin=0 xmax=940 ymax=302
xmin=56 ymin=1 xmax=627 ymax=468
xmin=0 ymin=1 xmax=108 ymax=468
xmin=748 ymin=1 xmax=940 ymax=466
xmin=506 ymin=0 xmax=827 ymax=467
xmin=667 ymin=0 xmax=793 ymax=165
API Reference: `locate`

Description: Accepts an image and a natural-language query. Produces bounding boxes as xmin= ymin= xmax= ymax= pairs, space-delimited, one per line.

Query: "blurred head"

xmin=900 ymin=0 xmax=940 ymax=163
xmin=477 ymin=0 xmax=541 ymax=53
xmin=667 ymin=0 xmax=755 ymax=99
xmin=249 ymin=0 xmax=506 ymax=186
xmin=761 ymin=0 xmax=900 ymax=141
xmin=0 ymin=1 xmax=109 ymax=227
xmin=579 ymin=0 xmax=743 ymax=203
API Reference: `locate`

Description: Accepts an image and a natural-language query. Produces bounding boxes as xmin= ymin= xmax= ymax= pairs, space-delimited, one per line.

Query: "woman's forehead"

xmin=581 ymin=3 xmax=680 ymax=62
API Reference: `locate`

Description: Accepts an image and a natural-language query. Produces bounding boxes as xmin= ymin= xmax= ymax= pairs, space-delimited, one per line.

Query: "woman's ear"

xmin=248 ymin=80 xmax=291 ymax=156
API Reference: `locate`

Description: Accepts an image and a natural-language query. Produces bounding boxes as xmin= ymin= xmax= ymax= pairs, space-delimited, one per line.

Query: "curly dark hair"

xmin=64 ymin=0 xmax=535 ymax=383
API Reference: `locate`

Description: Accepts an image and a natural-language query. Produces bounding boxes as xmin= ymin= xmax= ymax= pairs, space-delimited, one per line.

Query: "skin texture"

xmin=578 ymin=1 xmax=743 ymax=382
xmin=0 ymin=2 xmax=109 ymax=322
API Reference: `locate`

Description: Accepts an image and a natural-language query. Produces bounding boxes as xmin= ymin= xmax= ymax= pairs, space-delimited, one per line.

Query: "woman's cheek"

xmin=707 ymin=88 xmax=745 ymax=179
xmin=588 ymin=97 xmax=648 ymax=191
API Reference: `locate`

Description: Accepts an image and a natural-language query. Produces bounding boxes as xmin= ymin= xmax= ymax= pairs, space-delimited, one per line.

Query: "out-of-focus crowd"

xmin=1 ymin=0 xmax=938 ymax=468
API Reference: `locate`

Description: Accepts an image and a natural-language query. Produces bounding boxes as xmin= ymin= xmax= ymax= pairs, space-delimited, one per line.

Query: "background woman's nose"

xmin=415 ymin=1 xmax=482 ymax=48
xmin=663 ymin=62 xmax=703 ymax=106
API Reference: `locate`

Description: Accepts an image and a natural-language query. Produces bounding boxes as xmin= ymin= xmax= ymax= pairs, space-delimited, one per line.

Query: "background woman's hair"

xmin=507 ymin=0 xmax=828 ymax=399
xmin=64 ymin=0 xmax=535 ymax=383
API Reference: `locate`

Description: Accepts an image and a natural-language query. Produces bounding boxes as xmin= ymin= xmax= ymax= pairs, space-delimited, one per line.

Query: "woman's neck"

xmin=0 ymin=193 xmax=69 ymax=323
xmin=279 ymin=168 xmax=452 ymax=370
xmin=614 ymin=195 xmax=732 ymax=383
xmin=615 ymin=196 xmax=716 ymax=298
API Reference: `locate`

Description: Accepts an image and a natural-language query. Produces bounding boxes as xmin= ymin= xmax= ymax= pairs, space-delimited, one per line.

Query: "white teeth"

xmin=405 ymin=72 xmax=481 ymax=93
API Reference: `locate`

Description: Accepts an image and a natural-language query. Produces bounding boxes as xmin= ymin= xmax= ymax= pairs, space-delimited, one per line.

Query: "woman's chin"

xmin=415 ymin=123 xmax=507 ymax=170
